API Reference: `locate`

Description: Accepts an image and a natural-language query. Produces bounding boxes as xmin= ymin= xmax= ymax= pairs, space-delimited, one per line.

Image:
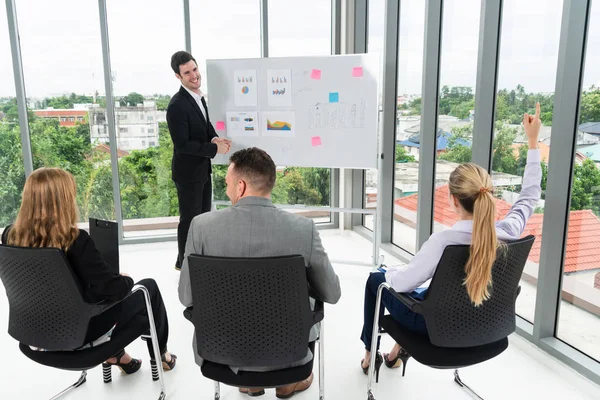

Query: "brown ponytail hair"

xmin=7 ymin=168 xmax=80 ymax=251
xmin=449 ymin=163 xmax=497 ymax=306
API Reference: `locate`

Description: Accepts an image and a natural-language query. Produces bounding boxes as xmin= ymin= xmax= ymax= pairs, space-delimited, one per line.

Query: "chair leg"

xmin=454 ymin=370 xmax=484 ymax=400
xmin=49 ymin=371 xmax=87 ymax=400
xmin=132 ymin=284 xmax=167 ymax=400
xmin=318 ymin=323 xmax=325 ymax=400
xmin=214 ymin=381 xmax=220 ymax=400
xmin=366 ymin=282 xmax=388 ymax=400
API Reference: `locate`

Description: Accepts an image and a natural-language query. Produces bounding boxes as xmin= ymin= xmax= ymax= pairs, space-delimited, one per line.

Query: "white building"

xmin=89 ymin=101 xmax=159 ymax=151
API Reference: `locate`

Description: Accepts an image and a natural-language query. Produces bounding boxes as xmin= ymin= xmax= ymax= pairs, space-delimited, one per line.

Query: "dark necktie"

xmin=200 ymin=97 xmax=209 ymax=125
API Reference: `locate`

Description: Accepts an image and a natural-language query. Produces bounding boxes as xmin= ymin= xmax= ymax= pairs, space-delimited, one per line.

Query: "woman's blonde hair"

xmin=7 ymin=168 xmax=79 ymax=250
xmin=449 ymin=163 xmax=497 ymax=306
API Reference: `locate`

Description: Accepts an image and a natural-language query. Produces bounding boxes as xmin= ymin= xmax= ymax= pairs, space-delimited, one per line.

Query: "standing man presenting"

xmin=167 ymin=51 xmax=231 ymax=270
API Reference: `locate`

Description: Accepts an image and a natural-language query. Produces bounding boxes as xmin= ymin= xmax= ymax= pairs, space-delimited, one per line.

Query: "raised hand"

xmin=523 ymin=102 xmax=541 ymax=149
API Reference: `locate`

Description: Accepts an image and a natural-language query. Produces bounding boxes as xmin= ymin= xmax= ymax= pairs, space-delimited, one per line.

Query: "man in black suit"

xmin=167 ymin=51 xmax=231 ymax=270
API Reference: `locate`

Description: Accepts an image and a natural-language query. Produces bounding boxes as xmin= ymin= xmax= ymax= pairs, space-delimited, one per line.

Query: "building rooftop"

xmin=395 ymin=185 xmax=600 ymax=274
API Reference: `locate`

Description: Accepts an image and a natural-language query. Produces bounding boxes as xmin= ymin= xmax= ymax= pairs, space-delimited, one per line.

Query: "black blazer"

xmin=1 ymin=226 xmax=133 ymax=303
xmin=166 ymin=86 xmax=219 ymax=184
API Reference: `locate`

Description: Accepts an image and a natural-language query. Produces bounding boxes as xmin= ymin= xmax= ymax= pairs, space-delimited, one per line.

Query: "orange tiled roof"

xmin=395 ymin=185 xmax=600 ymax=273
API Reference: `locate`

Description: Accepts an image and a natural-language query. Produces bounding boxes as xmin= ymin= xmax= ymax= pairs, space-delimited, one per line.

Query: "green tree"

xmin=120 ymin=92 xmax=145 ymax=107
xmin=396 ymin=144 xmax=416 ymax=163
xmin=580 ymin=87 xmax=600 ymax=124
xmin=571 ymin=159 xmax=600 ymax=214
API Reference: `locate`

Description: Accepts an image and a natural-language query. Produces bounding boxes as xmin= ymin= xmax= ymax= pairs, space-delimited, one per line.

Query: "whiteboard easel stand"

xmin=211 ymin=201 xmax=383 ymax=267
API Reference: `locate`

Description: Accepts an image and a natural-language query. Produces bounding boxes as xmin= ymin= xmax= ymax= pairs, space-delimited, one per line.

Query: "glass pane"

xmin=390 ymin=0 xmax=426 ymax=252
xmin=191 ymin=0 xmax=261 ymax=90
xmin=266 ymin=0 xmax=333 ymax=223
xmin=0 ymin=0 xmax=25 ymax=230
xmin=17 ymin=0 xmax=113 ymax=224
xmin=556 ymin=1 xmax=600 ymax=362
xmin=269 ymin=0 xmax=331 ymax=57
xmin=107 ymin=0 xmax=184 ymax=238
xmin=491 ymin=0 xmax=563 ymax=323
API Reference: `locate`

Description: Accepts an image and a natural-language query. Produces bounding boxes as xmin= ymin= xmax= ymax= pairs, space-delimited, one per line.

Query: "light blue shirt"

xmin=386 ymin=149 xmax=542 ymax=293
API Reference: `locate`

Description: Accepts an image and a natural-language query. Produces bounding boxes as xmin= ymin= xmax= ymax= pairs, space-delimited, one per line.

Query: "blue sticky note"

xmin=329 ymin=92 xmax=339 ymax=103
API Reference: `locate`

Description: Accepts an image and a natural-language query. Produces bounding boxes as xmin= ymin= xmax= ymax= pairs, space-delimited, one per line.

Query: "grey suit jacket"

xmin=178 ymin=196 xmax=341 ymax=371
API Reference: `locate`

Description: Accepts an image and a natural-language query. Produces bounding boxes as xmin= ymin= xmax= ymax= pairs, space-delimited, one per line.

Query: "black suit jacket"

xmin=166 ymin=86 xmax=219 ymax=184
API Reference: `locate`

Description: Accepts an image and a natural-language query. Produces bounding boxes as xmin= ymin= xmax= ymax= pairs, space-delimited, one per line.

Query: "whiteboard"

xmin=206 ymin=54 xmax=380 ymax=169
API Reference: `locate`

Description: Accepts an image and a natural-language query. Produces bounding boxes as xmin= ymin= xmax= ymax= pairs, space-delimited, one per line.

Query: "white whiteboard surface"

xmin=206 ymin=54 xmax=380 ymax=169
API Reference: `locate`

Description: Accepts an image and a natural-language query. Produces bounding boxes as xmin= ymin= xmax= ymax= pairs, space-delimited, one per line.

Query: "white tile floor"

xmin=1 ymin=230 xmax=599 ymax=400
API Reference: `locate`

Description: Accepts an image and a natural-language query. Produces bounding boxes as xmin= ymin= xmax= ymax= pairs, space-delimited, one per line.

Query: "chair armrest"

xmin=183 ymin=307 xmax=193 ymax=322
xmin=312 ymin=300 xmax=324 ymax=324
xmin=387 ymin=288 xmax=424 ymax=314
xmin=87 ymin=289 xmax=139 ymax=317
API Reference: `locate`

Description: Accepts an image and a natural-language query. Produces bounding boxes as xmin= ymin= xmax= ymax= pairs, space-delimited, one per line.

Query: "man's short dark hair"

xmin=171 ymin=51 xmax=197 ymax=75
xmin=229 ymin=148 xmax=276 ymax=193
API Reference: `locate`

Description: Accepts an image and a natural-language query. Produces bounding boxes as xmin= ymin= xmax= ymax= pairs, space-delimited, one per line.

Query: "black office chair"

xmin=366 ymin=235 xmax=535 ymax=400
xmin=0 ymin=244 xmax=167 ymax=400
xmin=183 ymin=254 xmax=325 ymax=400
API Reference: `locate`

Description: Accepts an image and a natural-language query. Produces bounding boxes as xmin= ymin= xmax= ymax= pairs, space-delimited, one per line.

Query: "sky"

xmin=0 ymin=0 xmax=598 ymax=99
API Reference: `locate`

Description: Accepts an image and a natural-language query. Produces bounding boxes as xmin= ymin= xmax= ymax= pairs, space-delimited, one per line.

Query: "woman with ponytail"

xmin=359 ymin=103 xmax=543 ymax=375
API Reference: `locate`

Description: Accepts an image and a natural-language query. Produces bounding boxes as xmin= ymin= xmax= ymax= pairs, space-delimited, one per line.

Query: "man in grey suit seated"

xmin=178 ymin=147 xmax=341 ymax=398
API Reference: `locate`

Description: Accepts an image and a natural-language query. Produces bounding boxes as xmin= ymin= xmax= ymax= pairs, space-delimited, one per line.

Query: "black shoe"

xmin=361 ymin=352 xmax=383 ymax=383
xmin=175 ymin=261 xmax=181 ymax=271
xmin=102 ymin=349 xmax=142 ymax=383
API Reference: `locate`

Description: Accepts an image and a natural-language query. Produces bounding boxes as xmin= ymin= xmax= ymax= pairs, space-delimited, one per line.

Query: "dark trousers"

xmin=360 ymin=272 xmax=428 ymax=351
xmin=175 ymin=179 xmax=212 ymax=268
xmin=86 ymin=279 xmax=170 ymax=357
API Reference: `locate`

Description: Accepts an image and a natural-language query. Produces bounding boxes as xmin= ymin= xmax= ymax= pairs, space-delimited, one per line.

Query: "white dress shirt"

xmin=385 ymin=149 xmax=542 ymax=293
xmin=182 ymin=85 xmax=207 ymax=122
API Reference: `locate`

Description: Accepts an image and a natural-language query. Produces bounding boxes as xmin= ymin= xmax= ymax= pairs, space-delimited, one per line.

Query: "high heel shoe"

xmin=399 ymin=350 xmax=410 ymax=377
xmin=361 ymin=352 xmax=383 ymax=383
xmin=383 ymin=348 xmax=410 ymax=371
xmin=101 ymin=349 xmax=142 ymax=383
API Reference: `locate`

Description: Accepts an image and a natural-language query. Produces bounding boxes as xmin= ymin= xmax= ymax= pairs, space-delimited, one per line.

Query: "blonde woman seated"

xmin=2 ymin=168 xmax=176 ymax=374
xmin=360 ymin=104 xmax=543 ymax=376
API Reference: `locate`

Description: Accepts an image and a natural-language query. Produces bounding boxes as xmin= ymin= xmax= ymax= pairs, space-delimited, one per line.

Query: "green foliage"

xmin=119 ymin=92 xmax=145 ymax=107
xmin=580 ymin=86 xmax=600 ymax=124
xmin=395 ymin=144 xmax=416 ymax=163
xmin=154 ymin=95 xmax=172 ymax=111
xmin=495 ymin=85 xmax=554 ymax=125
xmin=571 ymin=159 xmax=600 ymax=214
xmin=41 ymin=93 xmax=94 ymax=109
xmin=439 ymin=86 xmax=474 ymax=119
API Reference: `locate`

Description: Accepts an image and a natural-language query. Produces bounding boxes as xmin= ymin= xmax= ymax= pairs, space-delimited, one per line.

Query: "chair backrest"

xmin=421 ymin=235 xmax=535 ymax=348
xmin=0 ymin=245 xmax=91 ymax=350
xmin=187 ymin=254 xmax=320 ymax=368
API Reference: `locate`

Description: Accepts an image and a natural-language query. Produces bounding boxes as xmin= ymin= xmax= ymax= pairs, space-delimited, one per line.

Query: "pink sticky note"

xmin=311 ymin=69 xmax=322 ymax=80
xmin=352 ymin=67 xmax=363 ymax=77
xmin=215 ymin=121 xmax=225 ymax=131
xmin=311 ymin=136 xmax=322 ymax=147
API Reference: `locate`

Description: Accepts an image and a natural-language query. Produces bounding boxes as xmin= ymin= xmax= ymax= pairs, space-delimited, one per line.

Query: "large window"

xmin=268 ymin=0 xmax=331 ymax=57
xmin=0 ymin=0 xmax=24 ymax=229
xmin=389 ymin=0 xmax=426 ymax=253
xmin=17 ymin=0 xmax=113 ymax=224
xmin=107 ymin=0 xmax=184 ymax=238
xmin=265 ymin=0 xmax=332 ymax=223
xmin=491 ymin=0 xmax=563 ymax=323
xmin=556 ymin=0 xmax=600 ymax=362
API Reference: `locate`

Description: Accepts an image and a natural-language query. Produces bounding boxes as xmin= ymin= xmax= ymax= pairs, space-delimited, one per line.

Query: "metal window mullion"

xmin=183 ymin=0 xmax=191 ymax=52
xmin=98 ymin=0 xmax=124 ymax=242
xmin=5 ymin=0 xmax=33 ymax=177
xmin=331 ymin=0 xmax=343 ymax=228
xmin=351 ymin=0 xmax=368 ymax=227
xmin=260 ymin=0 xmax=269 ymax=57
xmin=533 ymin=0 xmax=591 ymax=340
xmin=378 ymin=0 xmax=401 ymax=244
xmin=471 ymin=0 xmax=502 ymax=171
xmin=415 ymin=0 xmax=443 ymax=250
